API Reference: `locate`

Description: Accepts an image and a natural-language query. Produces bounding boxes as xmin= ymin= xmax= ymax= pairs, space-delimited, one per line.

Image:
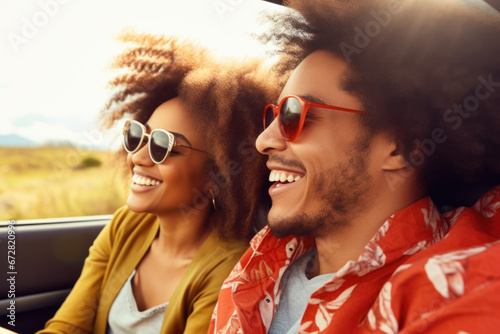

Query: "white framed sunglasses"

xmin=122 ymin=120 xmax=206 ymax=164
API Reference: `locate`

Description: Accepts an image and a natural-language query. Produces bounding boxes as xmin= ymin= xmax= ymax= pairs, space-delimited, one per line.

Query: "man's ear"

xmin=382 ymin=138 xmax=407 ymax=171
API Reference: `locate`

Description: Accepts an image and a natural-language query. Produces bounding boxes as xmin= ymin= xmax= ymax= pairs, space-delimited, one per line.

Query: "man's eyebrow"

xmin=300 ymin=94 xmax=329 ymax=105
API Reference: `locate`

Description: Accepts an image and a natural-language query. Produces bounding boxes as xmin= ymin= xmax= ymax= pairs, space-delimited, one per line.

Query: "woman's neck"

xmin=154 ymin=208 xmax=211 ymax=259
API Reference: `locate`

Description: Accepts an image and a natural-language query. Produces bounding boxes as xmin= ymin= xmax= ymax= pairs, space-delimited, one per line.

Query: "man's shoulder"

xmin=421 ymin=185 xmax=500 ymax=254
xmin=390 ymin=239 xmax=500 ymax=290
xmin=366 ymin=187 xmax=500 ymax=332
xmin=444 ymin=185 xmax=500 ymax=227
xmin=392 ymin=185 xmax=500 ymax=293
xmin=376 ymin=240 xmax=500 ymax=332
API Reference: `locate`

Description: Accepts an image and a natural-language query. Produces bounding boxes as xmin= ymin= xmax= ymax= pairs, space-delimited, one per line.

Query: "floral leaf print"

xmin=334 ymin=220 xmax=391 ymax=279
xmin=404 ymin=240 xmax=428 ymax=256
xmin=392 ymin=264 xmax=412 ymax=276
xmin=474 ymin=193 xmax=500 ymax=218
xmin=248 ymin=260 xmax=273 ymax=282
xmin=314 ymin=285 xmax=357 ymax=331
xmin=309 ymin=297 xmax=324 ymax=305
xmin=323 ymin=278 xmax=346 ymax=292
xmin=422 ymin=202 xmax=449 ymax=243
xmin=218 ymin=310 xmax=241 ymax=334
xmin=443 ymin=206 xmax=465 ymax=227
xmin=336 ymin=241 xmax=386 ymax=278
xmin=378 ymin=282 xmax=398 ymax=334
xmin=221 ymin=262 xmax=245 ymax=289
xmin=298 ymin=321 xmax=318 ymax=334
xmin=425 ymin=258 xmax=463 ymax=299
xmin=315 ymin=303 xmax=331 ymax=332
xmin=356 ymin=243 xmax=386 ymax=276
xmin=422 ymin=206 xmax=438 ymax=233
xmin=424 ymin=246 xmax=487 ymax=299
xmin=372 ymin=219 xmax=391 ymax=244
xmin=404 ymin=204 xmax=449 ymax=257
xmin=250 ymin=227 xmax=270 ymax=250
xmin=367 ymin=282 xmax=398 ymax=334
xmin=324 ymin=284 xmax=357 ymax=310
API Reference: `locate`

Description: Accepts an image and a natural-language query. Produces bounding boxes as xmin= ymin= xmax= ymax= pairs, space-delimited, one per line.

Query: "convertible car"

xmin=1 ymin=0 xmax=499 ymax=333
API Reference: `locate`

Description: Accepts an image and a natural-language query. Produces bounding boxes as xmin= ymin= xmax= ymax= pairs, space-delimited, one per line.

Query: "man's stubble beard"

xmin=268 ymin=134 xmax=373 ymax=239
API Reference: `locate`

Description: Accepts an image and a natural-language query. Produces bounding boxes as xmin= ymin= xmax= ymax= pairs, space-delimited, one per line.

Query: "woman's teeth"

xmin=269 ymin=170 xmax=302 ymax=183
xmin=132 ymin=174 xmax=162 ymax=186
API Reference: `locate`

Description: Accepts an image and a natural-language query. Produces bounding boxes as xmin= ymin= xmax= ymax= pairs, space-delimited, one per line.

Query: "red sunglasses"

xmin=263 ymin=95 xmax=366 ymax=141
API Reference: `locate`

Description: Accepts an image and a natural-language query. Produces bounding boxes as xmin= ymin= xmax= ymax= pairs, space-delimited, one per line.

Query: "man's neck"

xmin=309 ymin=186 xmax=425 ymax=277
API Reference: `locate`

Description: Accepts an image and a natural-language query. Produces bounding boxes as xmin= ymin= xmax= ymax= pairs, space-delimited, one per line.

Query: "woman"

xmin=38 ymin=31 xmax=280 ymax=333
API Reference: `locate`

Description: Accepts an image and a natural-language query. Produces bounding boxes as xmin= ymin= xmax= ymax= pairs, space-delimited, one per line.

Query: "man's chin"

xmin=267 ymin=223 xmax=293 ymax=239
xmin=267 ymin=212 xmax=293 ymax=238
xmin=267 ymin=216 xmax=312 ymax=239
xmin=267 ymin=208 xmax=331 ymax=239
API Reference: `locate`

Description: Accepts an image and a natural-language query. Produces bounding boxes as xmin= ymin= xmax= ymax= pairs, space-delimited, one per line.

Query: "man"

xmin=210 ymin=0 xmax=500 ymax=333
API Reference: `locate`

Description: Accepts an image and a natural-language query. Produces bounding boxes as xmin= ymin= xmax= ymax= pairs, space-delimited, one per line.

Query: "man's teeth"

xmin=269 ymin=170 xmax=302 ymax=183
xmin=132 ymin=174 xmax=162 ymax=186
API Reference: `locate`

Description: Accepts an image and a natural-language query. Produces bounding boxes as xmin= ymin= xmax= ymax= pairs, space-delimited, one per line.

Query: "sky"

xmin=0 ymin=0 xmax=284 ymax=150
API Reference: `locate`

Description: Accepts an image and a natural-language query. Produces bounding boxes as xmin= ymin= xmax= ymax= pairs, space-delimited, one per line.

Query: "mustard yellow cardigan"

xmin=37 ymin=206 xmax=248 ymax=334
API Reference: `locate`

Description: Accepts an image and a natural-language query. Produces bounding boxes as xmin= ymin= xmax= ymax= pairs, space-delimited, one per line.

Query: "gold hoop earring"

xmin=211 ymin=193 xmax=218 ymax=211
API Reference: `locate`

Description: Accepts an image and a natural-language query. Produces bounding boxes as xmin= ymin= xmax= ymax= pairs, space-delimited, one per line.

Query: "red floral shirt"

xmin=209 ymin=186 xmax=500 ymax=333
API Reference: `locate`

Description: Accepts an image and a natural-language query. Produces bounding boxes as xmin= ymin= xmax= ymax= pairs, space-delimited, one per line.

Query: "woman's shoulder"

xmin=206 ymin=232 xmax=249 ymax=255
xmin=185 ymin=233 xmax=248 ymax=287
xmin=108 ymin=205 xmax=158 ymax=235
xmin=190 ymin=232 xmax=248 ymax=270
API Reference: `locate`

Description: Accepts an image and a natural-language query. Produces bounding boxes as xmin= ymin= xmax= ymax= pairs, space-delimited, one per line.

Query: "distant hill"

xmin=0 ymin=134 xmax=37 ymax=147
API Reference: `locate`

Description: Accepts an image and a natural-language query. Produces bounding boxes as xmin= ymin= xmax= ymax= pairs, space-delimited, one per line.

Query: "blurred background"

xmin=0 ymin=0 xmax=283 ymax=220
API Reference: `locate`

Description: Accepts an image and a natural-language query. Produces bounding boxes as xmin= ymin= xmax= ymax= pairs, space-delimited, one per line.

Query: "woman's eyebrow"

xmin=170 ymin=131 xmax=193 ymax=146
xmin=145 ymin=123 xmax=193 ymax=146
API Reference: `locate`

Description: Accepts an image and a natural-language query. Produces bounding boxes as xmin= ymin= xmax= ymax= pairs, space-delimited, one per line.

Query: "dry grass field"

xmin=0 ymin=146 xmax=130 ymax=221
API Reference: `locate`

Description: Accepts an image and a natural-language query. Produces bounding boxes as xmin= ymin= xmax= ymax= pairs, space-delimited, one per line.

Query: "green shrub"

xmin=81 ymin=157 xmax=102 ymax=168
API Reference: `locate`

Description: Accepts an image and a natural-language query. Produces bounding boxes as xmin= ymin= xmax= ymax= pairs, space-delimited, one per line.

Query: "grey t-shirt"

xmin=268 ymin=248 xmax=335 ymax=334
xmin=107 ymin=270 xmax=168 ymax=334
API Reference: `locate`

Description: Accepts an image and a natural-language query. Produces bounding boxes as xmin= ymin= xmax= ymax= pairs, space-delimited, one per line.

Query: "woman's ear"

xmin=205 ymin=183 xmax=220 ymax=212
xmin=204 ymin=180 xmax=220 ymax=198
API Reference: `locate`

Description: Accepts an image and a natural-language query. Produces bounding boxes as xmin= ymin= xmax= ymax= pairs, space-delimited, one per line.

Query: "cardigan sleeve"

xmin=181 ymin=240 xmax=248 ymax=334
xmin=183 ymin=262 xmax=237 ymax=333
xmin=36 ymin=207 xmax=127 ymax=334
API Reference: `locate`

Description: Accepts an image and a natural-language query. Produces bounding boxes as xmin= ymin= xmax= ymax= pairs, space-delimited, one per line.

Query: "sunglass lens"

xmin=279 ymin=97 xmax=301 ymax=140
xmin=264 ymin=106 xmax=276 ymax=130
xmin=150 ymin=131 xmax=171 ymax=163
xmin=125 ymin=122 xmax=143 ymax=152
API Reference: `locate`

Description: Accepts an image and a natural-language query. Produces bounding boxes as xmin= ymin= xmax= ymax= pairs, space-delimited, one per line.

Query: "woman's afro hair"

xmin=100 ymin=30 xmax=281 ymax=240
